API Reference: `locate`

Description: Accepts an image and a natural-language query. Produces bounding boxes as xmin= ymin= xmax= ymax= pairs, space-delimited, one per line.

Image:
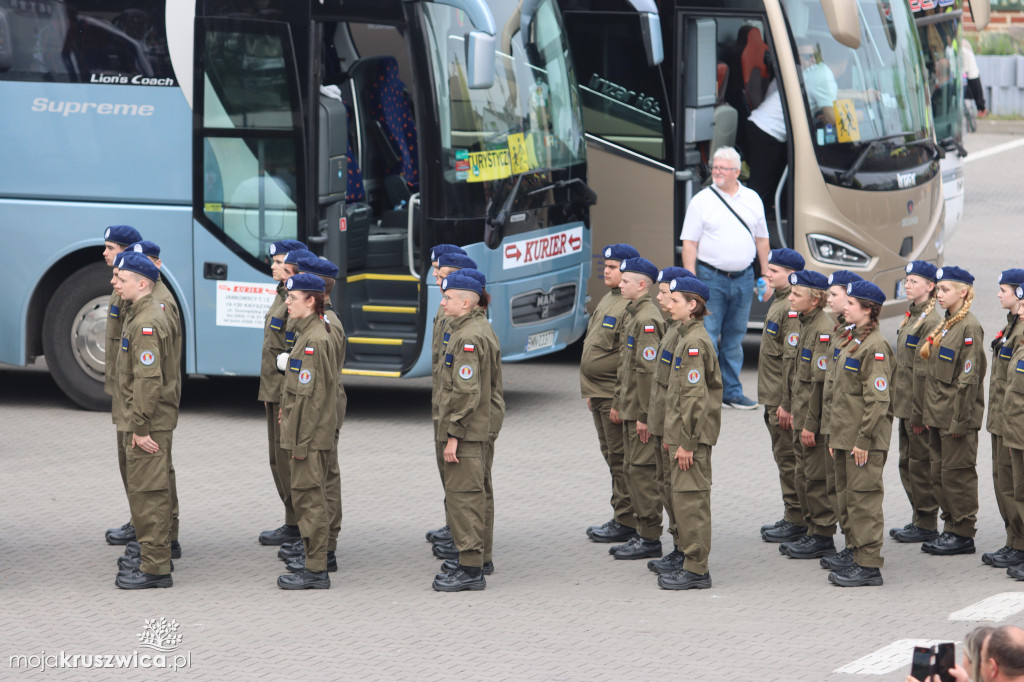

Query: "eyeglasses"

xmin=710 ymin=166 xmax=739 ymax=173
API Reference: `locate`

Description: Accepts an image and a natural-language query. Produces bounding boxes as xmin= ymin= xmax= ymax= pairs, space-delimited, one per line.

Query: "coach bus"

xmin=0 ymin=0 xmax=593 ymax=410
xmin=559 ymin=0 xmax=988 ymax=319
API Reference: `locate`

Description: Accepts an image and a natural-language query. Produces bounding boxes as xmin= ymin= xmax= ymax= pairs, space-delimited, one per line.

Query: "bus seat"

xmin=717 ymin=63 xmax=729 ymax=105
xmin=711 ymin=103 xmax=738 ymax=158
xmin=741 ymin=28 xmax=769 ymax=109
xmin=366 ymin=56 xmax=419 ymax=198
xmin=343 ymin=102 xmax=371 ymax=271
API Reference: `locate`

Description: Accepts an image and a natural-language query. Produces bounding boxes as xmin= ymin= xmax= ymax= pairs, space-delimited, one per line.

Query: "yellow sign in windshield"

xmin=466 ymin=133 xmax=532 ymax=183
xmin=834 ymin=99 xmax=861 ymax=143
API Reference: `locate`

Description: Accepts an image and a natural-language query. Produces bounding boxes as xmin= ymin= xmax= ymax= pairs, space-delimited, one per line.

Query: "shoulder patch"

xmin=269 ymin=316 xmax=283 ymax=331
xmin=109 ymin=304 xmax=120 ymax=318
xmin=602 ymin=315 xmax=616 ymax=328
xmin=660 ymin=350 xmax=672 ymax=365
xmin=285 ymin=331 xmax=296 ymax=348
xmin=121 ymin=337 xmax=129 ymax=352
xmin=938 ymin=347 xmax=955 ymax=363
xmin=874 ymin=352 xmax=885 ymax=361
xmin=833 ymin=347 xmax=841 ymax=359
xmin=642 ymin=346 xmax=656 ymax=361
xmin=787 ymin=332 xmax=800 ymax=347
xmin=788 ymin=311 xmax=799 ymax=318
xmin=844 ymin=357 xmax=861 ymax=372
xmin=139 ymin=350 xmax=155 ymax=366
xmin=627 ymin=335 xmax=635 ymax=349
xmin=463 ymin=343 xmax=476 ymax=352
xmin=298 ymin=368 xmax=312 ymax=384
xmin=444 ymin=353 xmax=453 ymax=367
xmin=643 ymin=324 xmax=656 ymax=333
xmin=141 ymin=327 xmax=153 ymax=336
xmin=905 ymin=334 xmax=920 ymax=349
xmin=874 ymin=376 xmax=887 ymax=391
xmin=816 ymin=356 xmax=827 ymax=370
xmin=819 ymin=334 xmax=830 ymax=343
xmin=688 ymin=348 xmax=699 ymax=357
xmin=1000 ymin=346 xmax=1014 ymax=360
xmin=800 ymin=348 xmax=812 ymax=362
xmin=964 ymin=359 xmax=973 ymax=374
xmin=765 ymin=320 xmax=780 ymax=336
xmin=289 ymin=358 xmax=302 ymax=372
xmin=964 ymin=337 xmax=973 ymax=345
xmin=1017 ymin=359 xmax=1024 ymax=374
xmin=304 ymin=346 xmax=314 ymax=355
xmin=687 ymin=369 xmax=701 ymax=384
xmin=443 ymin=331 xmax=451 ymax=346
xmin=458 ymin=364 xmax=474 ymax=380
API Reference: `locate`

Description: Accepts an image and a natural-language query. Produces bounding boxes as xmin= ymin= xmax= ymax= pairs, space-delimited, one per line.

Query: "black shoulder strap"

xmin=710 ymin=187 xmax=754 ymax=240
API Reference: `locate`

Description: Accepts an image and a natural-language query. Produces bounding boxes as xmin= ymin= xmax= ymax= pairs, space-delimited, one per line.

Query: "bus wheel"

xmin=42 ymin=262 xmax=113 ymax=411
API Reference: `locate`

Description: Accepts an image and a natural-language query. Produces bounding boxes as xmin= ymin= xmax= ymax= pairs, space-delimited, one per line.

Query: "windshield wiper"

xmin=526 ymin=177 xmax=598 ymax=205
xmin=485 ymin=174 xmax=597 ymax=249
xmin=939 ymin=136 xmax=966 ymax=157
xmin=837 ymin=132 xmax=915 ymax=187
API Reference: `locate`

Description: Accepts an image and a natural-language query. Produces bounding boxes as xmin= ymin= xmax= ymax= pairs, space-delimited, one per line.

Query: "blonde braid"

xmin=919 ymin=285 xmax=974 ymax=360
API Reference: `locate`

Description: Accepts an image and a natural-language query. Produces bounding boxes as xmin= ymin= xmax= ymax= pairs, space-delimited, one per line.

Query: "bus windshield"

xmin=421 ymin=0 xmax=586 ymax=216
xmin=916 ymin=9 xmax=964 ymax=142
xmin=782 ymin=0 xmax=934 ymax=183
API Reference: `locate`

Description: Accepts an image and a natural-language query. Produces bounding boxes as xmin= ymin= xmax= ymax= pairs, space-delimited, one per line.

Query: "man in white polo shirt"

xmin=681 ymin=146 xmax=769 ymax=410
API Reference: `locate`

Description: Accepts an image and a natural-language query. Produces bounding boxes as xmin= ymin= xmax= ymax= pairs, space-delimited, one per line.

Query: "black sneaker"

xmin=609 ymin=535 xmax=641 ymax=555
xmin=432 ymin=567 xmax=485 ymax=592
xmin=105 ymin=522 xmax=136 ymax=545
xmin=613 ymin=537 xmax=662 ymax=560
xmin=278 ymin=541 xmax=305 ymax=561
xmin=259 ymin=524 xmax=301 ymax=546
xmin=723 ymin=395 xmax=758 ymax=410
xmin=785 ymin=534 xmax=836 ymax=559
xmin=658 ymin=569 xmax=712 ymax=590
xmin=432 ymin=540 xmax=459 ymax=560
xmin=425 ymin=525 xmax=451 ymax=543
xmin=889 ymin=522 xmax=913 ymax=538
xmin=285 ymin=551 xmax=338 ymax=573
xmin=439 ymin=559 xmax=494 ymax=576
xmin=820 ymin=547 xmax=854 ymax=570
xmin=1008 ymin=563 xmax=1024 ymax=580
xmin=170 ymin=540 xmax=182 ymax=559
xmin=779 ymin=534 xmax=812 ymax=555
xmin=760 ymin=518 xmax=786 ymax=533
xmin=115 ymin=568 xmax=172 ymax=590
xmin=763 ymin=521 xmax=808 ymax=543
xmin=277 ymin=568 xmax=330 ymax=590
xmin=922 ymin=532 xmax=975 ymax=556
xmin=587 ymin=520 xmax=637 ymax=543
xmin=893 ymin=525 xmax=939 ymax=543
xmin=648 ymin=549 xmax=686 ymax=574
xmin=828 ymin=563 xmax=882 ymax=587
xmin=987 ymin=547 xmax=1024 ymax=568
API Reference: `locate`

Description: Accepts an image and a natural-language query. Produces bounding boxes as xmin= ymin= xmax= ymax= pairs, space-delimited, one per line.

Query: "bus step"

xmin=346 ymin=272 xmax=419 ymax=303
xmin=344 ymin=337 xmax=414 ymax=368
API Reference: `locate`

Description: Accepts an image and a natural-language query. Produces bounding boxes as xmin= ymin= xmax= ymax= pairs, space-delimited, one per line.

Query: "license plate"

xmin=526 ymin=330 xmax=556 ymax=352
xmin=895 ymin=278 xmax=907 ymax=300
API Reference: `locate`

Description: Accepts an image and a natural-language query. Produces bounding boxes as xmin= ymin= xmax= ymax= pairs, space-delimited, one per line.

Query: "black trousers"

xmin=744 ymin=120 xmax=787 ymax=213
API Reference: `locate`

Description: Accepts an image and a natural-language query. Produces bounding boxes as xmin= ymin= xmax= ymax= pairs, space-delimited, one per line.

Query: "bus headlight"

xmin=806 ymin=234 xmax=870 ymax=267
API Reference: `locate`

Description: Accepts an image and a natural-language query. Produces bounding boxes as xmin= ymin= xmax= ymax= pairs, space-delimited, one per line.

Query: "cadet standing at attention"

xmin=1001 ymin=285 xmax=1024 ymax=581
xmin=919 ymin=266 xmax=986 ymax=557
xmin=257 ymin=239 xmax=307 ymax=547
xmin=982 ymin=269 xmax=1024 ymax=569
xmin=433 ymin=271 xmax=497 ymax=592
xmin=758 ymin=248 xmax=806 ymax=543
xmin=582 ymin=243 xmax=641 ymax=544
xmin=276 ymin=273 xmax=337 ymax=589
xmin=659 ymin=276 xmax=722 ymax=590
xmin=425 ymin=244 xmax=467 ymax=546
xmin=826 ymin=280 xmax=893 ymax=587
xmin=111 ymin=252 xmax=179 ymax=589
xmin=103 ymin=224 xmax=143 ymax=547
xmin=780 ymin=270 xmax=837 ymax=561
xmin=646 ymin=265 xmax=695 ymax=577
xmin=890 ymin=261 xmax=941 ymax=543
xmin=610 ymin=256 xmax=667 ymax=561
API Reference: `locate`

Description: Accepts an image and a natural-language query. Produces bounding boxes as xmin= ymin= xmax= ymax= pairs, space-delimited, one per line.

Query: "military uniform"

xmin=279 ymin=313 xmax=337 ymax=574
xmin=114 ymin=294 xmax=179 ymax=576
xmin=648 ymin=319 xmax=682 ymax=550
xmin=893 ymin=302 xmax=942 ymax=535
xmin=662 ymin=319 xmax=722 ymax=580
xmin=987 ymin=311 xmax=1024 ymax=554
xmin=757 ymin=284 xmax=802 ymax=528
xmin=922 ymin=311 xmax=986 ymax=541
xmin=1000 ymin=338 xmax=1024 ymax=573
xmin=829 ymin=330 xmax=894 ymax=572
xmin=613 ymin=290 xmax=667 ymax=544
xmin=432 ymin=302 xmax=452 ymax=528
xmin=259 ymin=281 xmax=296 ymax=529
xmin=820 ymin=317 xmax=854 ymax=537
xmin=323 ymin=305 xmax=348 ymax=555
xmin=475 ymin=307 xmax=504 ymax=566
xmin=106 ymin=291 xmax=132 ymax=516
xmin=580 ymin=287 xmax=633 ymax=530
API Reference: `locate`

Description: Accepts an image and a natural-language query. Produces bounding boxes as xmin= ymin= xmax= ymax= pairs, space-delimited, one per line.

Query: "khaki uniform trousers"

xmin=833 ymin=448 xmax=885 ymax=568
xmin=442 ymin=440 xmax=487 ymax=568
xmin=266 ymin=402 xmax=296 ymax=526
xmin=764 ymin=406 xmax=801 ymax=525
xmin=994 ymin=436 xmax=1024 ymax=549
xmin=1008 ymin=449 xmax=1024 ymax=551
xmin=287 ymin=448 xmax=330 ymax=572
xmin=326 ymin=430 xmax=343 ymax=553
xmin=624 ymin=420 xmax=663 ymax=541
xmin=897 ymin=418 xmax=938 ymax=530
xmin=823 ymin=437 xmax=846 ymax=537
xmin=437 ymin=436 xmax=495 ymax=562
xmin=589 ymin=397 xmax=633 ymax=527
xmin=928 ymin=428 xmax=979 ymax=537
xmin=793 ymin=434 xmax=837 ymax=537
xmin=653 ymin=436 xmax=677 ymax=545
xmin=116 ymin=430 xmax=132 ymax=525
xmin=123 ymin=430 xmax=173 ymax=575
xmin=666 ymin=443 xmax=712 ymax=575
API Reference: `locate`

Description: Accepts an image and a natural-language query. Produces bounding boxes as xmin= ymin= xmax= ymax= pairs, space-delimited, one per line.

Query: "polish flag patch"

xmin=964 ymin=337 xmax=973 ymax=345
xmin=141 ymin=327 xmax=153 ymax=335
xmin=304 ymin=347 xmax=314 ymax=355
xmin=819 ymin=334 xmax=830 ymax=343
xmin=463 ymin=343 xmax=476 ymax=352
xmin=688 ymin=348 xmax=699 ymax=356
xmin=643 ymin=324 xmax=656 ymax=333
xmin=788 ymin=311 xmax=799 ymax=318
xmin=874 ymin=352 xmax=885 ymax=360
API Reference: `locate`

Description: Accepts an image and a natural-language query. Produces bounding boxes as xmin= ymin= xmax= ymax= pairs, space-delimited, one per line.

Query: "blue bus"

xmin=0 ymin=0 xmax=592 ymax=409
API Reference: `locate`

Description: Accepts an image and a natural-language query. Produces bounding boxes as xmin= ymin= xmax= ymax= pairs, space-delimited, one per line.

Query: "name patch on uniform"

xmin=444 ymin=353 xmax=453 ymax=367
xmin=964 ymin=360 xmax=973 ymax=373
xmin=289 ymin=358 xmax=302 ymax=372
xmin=816 ymin=356 xmax=827 ymax=370
xmin=121 ymin=337 xmax=129 ymax=352
xmin=139 ymin=350 xmax=155 ymax=366
xmin=938 ymin=347 xmax=955 ymax=363
xmin=298 ymin=369 xmax=312 ymax=384
xmin=269 ymin=316 xmax=283 ymax=331
xmin=800 ymin=348 xmax=812 ymax=362
xmin=787 ymin=333 xmax=800 ymax=347
xmin=660 ymin=350 xmax=672 ymax=365
xmin=602 ymin=316 xmax=616 ymax=329
xmin=443 ymin=332 xmax=451 ymax=346
xmin=819 ymin=334 xmax=830 ymax=343
xmin=687 ymin=369 xmax=701 ymax=384
xmin=304 ymin=346 xmax=314 ymax=355
xmin=285 ymin=331 xmax=296 ymax=348
xmin=642 ymin=346 xmax=656 ymax=361
xmin=458 ymin=364 xmax=474 ymax=380
xmin=688 ymin=348 xmax=699 ymax=357
xmin=626 ymin=335 xmax=635 ymax=349
xmin=844 ymin=357 xmax=861 ymax=372
xmin=905 ymin=334 xmax=920 ymax=349
xmin=109 ymin=304 xmax=119 ymax=318
xmin=765 ymin=320 xmax=780 ymax=336
xmin=999 ymin=346 xmax=1013 ymax=360
xmin=643 ymin=324 xmax=656 ymax=333
xmin=964 ymin=337 xmax=973 ymax=345
xmin=874 ymin=352 xmax=885 ymax=361
xmin=463 ymin=343 xmax=476 ymax=352
xmin=141 ymin=327 xmax=153 ymax=336
xmin=874 ymin=376 xmax=887 ymax=391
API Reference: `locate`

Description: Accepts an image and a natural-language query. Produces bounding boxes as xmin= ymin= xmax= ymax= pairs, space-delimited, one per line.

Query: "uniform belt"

xmin=697 ymin=260 xmax=751 ymax=278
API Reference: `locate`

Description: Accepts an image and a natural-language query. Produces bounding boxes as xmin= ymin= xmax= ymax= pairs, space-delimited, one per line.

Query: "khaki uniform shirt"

xmin=436 ymin=312 xmax=493 ymax=443
xmin=791 ymin=307 xmax=833 ymax=435
xmin=663 ymin=319 xmax=723 ymax=450
xmin=648 ymin=320 xmax=682 ymax=438
xmin=580 ymin=288 xmax=629 ymax=399
xmin=280 ymin=314 xmax=337 ymax=458
xmin=324 ymin=306 xmax=348 ymax=429
xmin=613 ymin=291 xmax=666 ymax=422
xmin=258 ymin=282 xmax=289 ymax=403
xmin=828 ymin=330 xmax=894 ymax=452
xmin=987 ymin=312 xmax=1023 ymax=436
xmin=105 ymin=291 xmax=128 ymax=397
xmin=820 ymin=317 xmax=853 ymax=437
xmin=114 ymin=294 xmax=179 ymax=435
xmin=1000 ymin=342 xmax=1024 ymax=450
xmin=779 ymin=308 xmax=802 ymax=413
xmin=431 ymin=303 xmax=448 ymax=421
xmin=921 ymin=312 xmax=986 ymax=434
xmin=471 ymin=308 xmax=505 ymax=439
xmin=893 ymin=301 xmax=941 ymax=422
xmin=757 ymin=285 xmax=796 ymax=407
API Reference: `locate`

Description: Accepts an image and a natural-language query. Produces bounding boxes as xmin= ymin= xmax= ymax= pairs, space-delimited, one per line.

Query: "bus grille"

xmin=510 ymin=284 xmax=577 ymax=325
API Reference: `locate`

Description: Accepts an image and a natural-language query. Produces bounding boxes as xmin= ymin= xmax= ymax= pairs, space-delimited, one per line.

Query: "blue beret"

xmin=846 ymin=280 xmax=886 ymax=305
xmin=999 ymin=269 xmax=1024 ymax=287
xmin=669 ymin=276 xmax=710 ymax=302
xmin=619 ymin=257 xmax=658 ymax=281
xmin=285 ymin=273 xmax=325 ymax=292
xmin=768 ymin=248 xmax=805 ymax=271
xmin=430 ymin=244 xmax=467 ymax=262
xmin=297 ymin=254 xmax=340 ymax=279
xmin=269 ymin=239 xmax=307 ymax=256
xmin=129 ymin=240 xmax=160 ymax=258
xmin=441 ymin=271 xmax=484 ymax=296
xmin=115 ymin=251 xmax=159 ymax=282
xmin=905 ymin=260 xmax=937 ymax=281
xmin=601 ymin=243 xmax=640 ymax=261
xmin=936 ymin=266 xmax=974 ymax=285
xmin=458 ymin=268 xmax=487 ymax=288
xmin=827 ymin=270 xmax=864 ymax=287
xmin=438 ymin=253 xmax=478 ymax=270
xmin=284 ymin=248 xmax=315 ymax=266
xmin=657 ymin=266 xmax=696 ymax=283
xmin=1017 ymin=286 xmax=1024 ymax=301
xmin=789 ymin=270 xmax=829 ymax=290
xmin=104 ymin=225 xmax=142 ymax=246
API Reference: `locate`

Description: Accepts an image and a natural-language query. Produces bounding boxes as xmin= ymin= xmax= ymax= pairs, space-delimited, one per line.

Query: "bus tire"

xmin=42 ymin=262 xmax=114 ymax=411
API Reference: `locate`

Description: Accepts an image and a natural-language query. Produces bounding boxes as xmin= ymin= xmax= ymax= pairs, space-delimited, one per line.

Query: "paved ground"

xmin=2 ymin=132 xmax=1023 ymax=680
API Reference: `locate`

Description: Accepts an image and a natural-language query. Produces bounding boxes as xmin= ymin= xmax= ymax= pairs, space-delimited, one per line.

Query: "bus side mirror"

xmin=969 ymin=0 xmax=990 ymax=30
xmin=639 ymin=12 xmax=664 ymax=67
xmin=466 ymin=31 xmax=496 ymax=89
xmin=819 ymin=0 xmax=862 ymax=49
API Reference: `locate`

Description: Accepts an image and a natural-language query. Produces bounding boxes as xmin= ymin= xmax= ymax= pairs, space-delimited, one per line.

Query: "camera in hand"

xmin=910 ymin=642 xmax=956 ymax=682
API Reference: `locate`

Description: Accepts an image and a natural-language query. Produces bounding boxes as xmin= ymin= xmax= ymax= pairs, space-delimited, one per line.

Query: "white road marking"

xmin=949 ymin=592 xmax=1024 ymax=622
xmin=835 ymin=639 xmax=946 ymax=675
xmin=965 ymin=137 xmax=1024 ymax=164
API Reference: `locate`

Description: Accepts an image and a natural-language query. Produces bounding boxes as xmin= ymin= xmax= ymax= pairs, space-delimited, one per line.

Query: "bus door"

xmin=192 ymin=18 xmax=308 ymax=375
